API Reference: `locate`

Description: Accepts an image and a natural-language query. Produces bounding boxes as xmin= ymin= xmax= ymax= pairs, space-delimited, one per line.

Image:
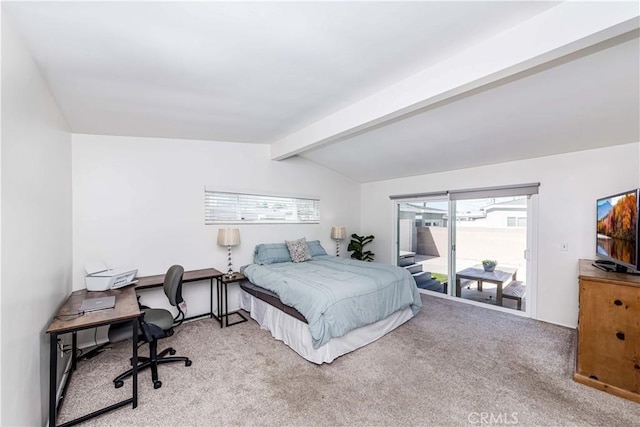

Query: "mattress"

xmin=239 ymin=288 xmax=415 ymax=364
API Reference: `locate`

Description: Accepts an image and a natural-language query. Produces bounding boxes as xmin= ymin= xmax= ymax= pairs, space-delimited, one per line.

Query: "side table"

xmin=214 ymin=272 xmax=248 ymax=328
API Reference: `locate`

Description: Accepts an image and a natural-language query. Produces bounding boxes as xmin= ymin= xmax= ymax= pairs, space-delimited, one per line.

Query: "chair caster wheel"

xmin=169 ymin=349 xmax=176 ymax=355
xmin=154 ymin=381 xmax=162 ymax=389
xmin=114 ymin=380 xmax=124 ymax=389
xmin=185 ymin=360 xmax=192 ymax=367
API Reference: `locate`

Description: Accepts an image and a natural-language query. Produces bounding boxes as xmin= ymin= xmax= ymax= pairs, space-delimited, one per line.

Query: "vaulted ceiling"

xmin=5 ymin=1 xmax=639 ymax=182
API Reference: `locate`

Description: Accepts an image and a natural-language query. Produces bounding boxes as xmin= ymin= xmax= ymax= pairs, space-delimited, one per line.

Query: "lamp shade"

xmin=217 ymin=228 xmax=240 ymax=246
xmin=331 ymin=226 xmax=346 ymax=240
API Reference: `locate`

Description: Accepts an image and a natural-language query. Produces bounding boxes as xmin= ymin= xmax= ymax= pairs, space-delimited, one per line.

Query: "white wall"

xmin=1 ymin=13 xmax=72 ymax=426
xmin=361 ymin=142 xmax=639 ymax=328
xmin=72 ymin=134 xmax=360 ymax=318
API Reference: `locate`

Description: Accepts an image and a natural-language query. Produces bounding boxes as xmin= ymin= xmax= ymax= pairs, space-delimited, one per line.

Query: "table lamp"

xmin=330 ymin=226 xmax=346 ymax=256
xmin=217 ymin=228 xmax=240 ymax=277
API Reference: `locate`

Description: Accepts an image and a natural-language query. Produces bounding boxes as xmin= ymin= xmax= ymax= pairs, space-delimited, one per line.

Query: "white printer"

xmin=85 ymin=262 xmax=138 ymax=292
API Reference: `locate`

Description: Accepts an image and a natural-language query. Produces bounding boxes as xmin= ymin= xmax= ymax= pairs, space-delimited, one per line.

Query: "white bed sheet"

xmin=239 ymin=289 xmax=415 ymax=364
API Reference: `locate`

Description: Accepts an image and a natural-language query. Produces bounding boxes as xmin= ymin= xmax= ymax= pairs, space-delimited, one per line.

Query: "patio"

xmin=413 ymin=254 xmax=527 ymax=311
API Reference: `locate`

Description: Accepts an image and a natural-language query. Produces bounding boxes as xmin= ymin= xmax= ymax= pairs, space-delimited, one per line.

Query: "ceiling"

xmin=4 ymin=1 xmax=639 ymax=182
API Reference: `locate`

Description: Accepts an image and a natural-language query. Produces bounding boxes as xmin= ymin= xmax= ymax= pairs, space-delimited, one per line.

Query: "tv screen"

xmin=596 ymin=189 xmax=639 ymax=271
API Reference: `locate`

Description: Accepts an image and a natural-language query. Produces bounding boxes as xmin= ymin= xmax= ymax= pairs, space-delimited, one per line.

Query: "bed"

xmin=239 ymin=240 xmax=422 ymax=364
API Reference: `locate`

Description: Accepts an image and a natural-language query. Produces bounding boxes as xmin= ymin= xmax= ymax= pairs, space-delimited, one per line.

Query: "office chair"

xmin=108 ymin=265 xmax=192 ymax=389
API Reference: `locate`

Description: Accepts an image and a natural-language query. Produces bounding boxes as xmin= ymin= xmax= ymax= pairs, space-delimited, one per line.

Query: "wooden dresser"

xmin=575 ymin=259 xmax=640 ymax=403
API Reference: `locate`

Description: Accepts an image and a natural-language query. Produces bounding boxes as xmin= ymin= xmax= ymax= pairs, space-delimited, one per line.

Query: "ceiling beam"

xmin=270 ymin=2 xmax=640 ymax=161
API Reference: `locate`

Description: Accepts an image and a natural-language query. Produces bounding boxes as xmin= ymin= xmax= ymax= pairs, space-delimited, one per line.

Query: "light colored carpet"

xmin=58 ymin=294 xmax=640 ymax=426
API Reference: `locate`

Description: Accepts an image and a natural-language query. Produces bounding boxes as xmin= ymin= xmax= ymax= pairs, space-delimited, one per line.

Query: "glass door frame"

xmin=393 ymin=193 xmax=538 ymax=318
xmin=393 ymin=195 xmax=451 ymax=297
xmin=448 ymin=195 xmax=538 ymax=318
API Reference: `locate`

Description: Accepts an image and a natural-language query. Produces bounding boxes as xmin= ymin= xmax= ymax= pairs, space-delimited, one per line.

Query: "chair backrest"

xmin=163 ymin=265 xmax=184 ymax=307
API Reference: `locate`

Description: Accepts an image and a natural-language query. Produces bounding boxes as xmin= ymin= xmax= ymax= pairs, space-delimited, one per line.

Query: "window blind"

xmin=389 ymin=183 xmax=539 ymax=201
xmin=205 ymin=190 xmax=320 ymax=224
xmin=389 ymin=191 xmax=448 ymax=201
xmin=449 ymin=183 xmax=540 ymax=200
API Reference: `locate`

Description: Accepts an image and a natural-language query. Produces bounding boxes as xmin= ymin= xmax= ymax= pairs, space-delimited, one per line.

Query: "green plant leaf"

xmin=348 ymin=233 xmax=375 ymax=262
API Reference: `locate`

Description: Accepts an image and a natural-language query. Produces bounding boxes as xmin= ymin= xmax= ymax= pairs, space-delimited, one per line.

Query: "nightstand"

xmin=214 ymin=272 xmax=248 ymax=328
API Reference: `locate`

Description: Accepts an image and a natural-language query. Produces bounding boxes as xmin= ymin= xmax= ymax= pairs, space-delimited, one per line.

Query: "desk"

xmin=455 ymin=266 xmax=517 ymax=305
xmin=46 ymin=287 xmax=141 ymax=427
xmin=135 ymin=268 xmax=223 ymax=321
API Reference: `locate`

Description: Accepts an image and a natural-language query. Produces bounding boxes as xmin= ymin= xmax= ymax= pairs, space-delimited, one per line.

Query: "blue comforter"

xmin=243 ymin=255 xmax=422 ymax=348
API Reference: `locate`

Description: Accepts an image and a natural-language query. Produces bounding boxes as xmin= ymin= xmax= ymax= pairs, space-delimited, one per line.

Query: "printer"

xmin=85 ymin=262 xmax=138 ymax=292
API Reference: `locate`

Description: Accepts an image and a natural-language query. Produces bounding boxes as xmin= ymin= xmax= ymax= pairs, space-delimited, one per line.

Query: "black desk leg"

xmin=57 ymin=333 xmax=76 ymax=415
xmin=132 ymin=320 xmax=138 ymax=408
xmin=209 ymin=278 xmax=214 ymax=319
xmin=218 ymin=279 xmax=226 ymax=328
xmin=216 ymin=279 xmax=219 ymax=327
xmin=71 ymin=332 xmax=77 ymax=371
xmin=49 ymin=333 xmax=58 ymax=427
xmin=220 ymin=283 xmax=229 ymax=326
xmin=224 ymin=282 xmax=228 ymax=327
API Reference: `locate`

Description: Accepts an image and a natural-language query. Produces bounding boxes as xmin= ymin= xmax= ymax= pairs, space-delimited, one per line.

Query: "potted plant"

xmin=348 ymin=234 xmax=375 ymax=262
xmin=482 ymin=259 xmax=497 ymax=272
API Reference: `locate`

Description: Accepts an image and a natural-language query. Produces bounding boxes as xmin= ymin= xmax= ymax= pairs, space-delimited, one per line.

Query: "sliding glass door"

xmin=394 ymin=184 xmax=537 ymax=316
xmin=396 ymin=197 xmax=449 ymax=294
xmin=451 ymin=195 xmax=530 ymax=312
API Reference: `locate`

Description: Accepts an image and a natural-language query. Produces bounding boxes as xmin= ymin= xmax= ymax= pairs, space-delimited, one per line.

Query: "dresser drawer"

xmin=577 ymin=278 xmax=640 ymax=393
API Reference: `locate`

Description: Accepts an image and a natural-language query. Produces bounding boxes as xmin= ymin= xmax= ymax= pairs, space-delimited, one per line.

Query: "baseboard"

xmin=574 ymin=373 xmax=640 ymax=404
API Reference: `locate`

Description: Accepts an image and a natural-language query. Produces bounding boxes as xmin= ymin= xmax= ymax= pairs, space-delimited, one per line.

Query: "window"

xmin=507 ymin=216 xmax=527 ymax=227
xmin=205 ymin=190 xmax=320 ymax=224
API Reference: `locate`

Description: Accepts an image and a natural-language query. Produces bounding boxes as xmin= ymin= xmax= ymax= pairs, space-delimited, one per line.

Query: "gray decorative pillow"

xmin=306 ymin=240 xmax=328 ymax=257
xmin=285 ymin=237 xmax=312 ymax=263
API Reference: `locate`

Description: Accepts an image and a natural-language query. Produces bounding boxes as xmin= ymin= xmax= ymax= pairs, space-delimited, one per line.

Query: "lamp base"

xmin=226 ymin=245 xmax=234 ymax=276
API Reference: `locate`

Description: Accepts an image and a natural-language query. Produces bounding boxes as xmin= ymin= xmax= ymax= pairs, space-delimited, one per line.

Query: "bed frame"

xmin=240 ymin=281 xmax=306 ymax=323
xmin=239 ymin=280 xmax=415 ymax=364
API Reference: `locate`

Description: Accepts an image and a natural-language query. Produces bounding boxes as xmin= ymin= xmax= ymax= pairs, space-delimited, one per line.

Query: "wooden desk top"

xmin=47 ymin=287 xmax=140 ymax=334
xmin=134 ymin=267 xmax=224 ymax=290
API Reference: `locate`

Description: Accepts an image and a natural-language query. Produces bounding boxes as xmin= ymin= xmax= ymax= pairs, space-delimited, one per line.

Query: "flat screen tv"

xmin=596 ymin=189 xmax=639 ymax=273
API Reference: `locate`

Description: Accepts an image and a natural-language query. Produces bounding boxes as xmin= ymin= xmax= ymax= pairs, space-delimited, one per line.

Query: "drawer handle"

xmin=614 ymin=299 xmax=622 ymax=306
xmin=616 ymin=331 xmax=625 ymax=341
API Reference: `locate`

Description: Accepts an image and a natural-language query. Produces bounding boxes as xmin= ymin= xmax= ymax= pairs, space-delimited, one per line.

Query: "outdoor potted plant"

xmin=482 ymin=259 xmax=497 ymax=272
